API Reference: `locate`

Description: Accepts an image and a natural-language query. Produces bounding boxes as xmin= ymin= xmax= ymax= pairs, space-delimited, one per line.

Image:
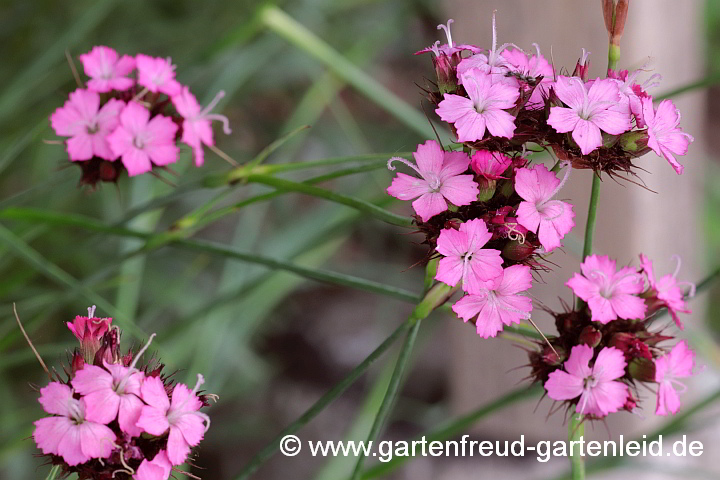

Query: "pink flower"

xmin=49 ymin=89 xmax=124 ymax=161
xmin=79 ymin=46 xmax=135 ymax=93
xmin=136 ymin=375 xmax=209 ymax=466
xmin=470 ymin=150 xmax=511 ymax=179
xmin=66 ymin=305 xmax=113 ymax=361
xmin=107 ymin=102 xmax=179 ymax=176
xmin=134 ymin=450 xmax=173 ymax=480
xmin=655 ymin=341 xmax=696 ymax=416
xmin=456 ymin=13 xmax=517 ymax=78
xmin=452 ymin=264 xmax=533 ymax=338
xmin=566 ymin=254 xmax=647 ymax=323
xmin=545 ymin=345 xmax=629 ymax=417
xmin=171 ymin=87 xmax=231 ymax=167
xmin=136 ymin=54 xmax=182 ymax=96
xmin=514 ymin=163 xmax=575 ymax=252
xmin=72 ymin=334 xmax=153 ymax=436
xmin=33 ymin=382 xmax=117 ymax=466
xmin=639 ymin=254 xmax=693 ymax=329
xmin=434 ymin=218 xmax=504 ymax=293
xmin=502 ymin=45 xmax=554 ymax=110
xmin=386 ymin=140 xmax=479 ymax=222
xmin=641 ymin=97 xmax=694 ymax=175
xmin=547 ymin=76 xmax=632 ymax=154
xmin=437 ymin=69 xmax=519 ymax=142
xmin=607 ymin=68 xmax=660 ymax=128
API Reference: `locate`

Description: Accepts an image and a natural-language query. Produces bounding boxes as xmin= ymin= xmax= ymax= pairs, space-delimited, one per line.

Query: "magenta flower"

xmin=502 ymin=45 xmax=555 ymax=109
xmin=566 ymin=254 xmax=647 ymax=323
xmin=434 ymin=219 xmax=504 ymax=294
xmin=79 ymin=46 xmax=135 ymax=93
xmin=655 ymin=341 xmax=696 ymax=416
xmin=641 ymin=97 xmax=694 ymax=175
xmin=547 ymin=76 xmax=632 ymax=155
xmin=136 ymin=54 xmax=182 ymax=96
xmin=437 ymin=69 xmax=519 ymax=142
xmin=386 ymin=140 xmax=479 ymax=222
xmin=134 ymin=450 xmax=172 ymax=480
xmin=514 ymin=163 xmax=575 ymax=252
xmin=452 ymin=264 xmax=533 ymax=338
xmin=171 ymin=87 xmax=231 ymax=167
xmin=49 ymin=89 xmax=124 ymax=161
xmin=66 ymin=305 xmax=113 ymax=362
xmin=545 ymin=345 xmax=629 ymax=417
xmin=639 ymin=254 xmax=693 ymax=329
xmin=136 ymin=375 xmax=209 ymax=466
xmin=33 ymin=382 xmax=117 ymax=466
xmin=107 ymin=102 xmax=179 ymax=176
xmin=470 ymin=150 xmax=511 ymax=179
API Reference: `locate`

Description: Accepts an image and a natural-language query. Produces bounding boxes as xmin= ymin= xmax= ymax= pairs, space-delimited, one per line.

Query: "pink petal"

xmin=386 ymin=172 xmax=430 ymax=201
xmin=608 ymin=293 xmax=647 ymax=320
xmin=565 ymin=274 xmax=598 ymax=302
xmin=545 ymin=370 xmax=584 ymax=401
xmin=135 ymin=450 xmax=173 ymax=480
xmin=411 ymin=192 xmax=448 ymax=222
xmin=435 ymin=256 xmax=465 ymax=287
xmin=140 ymin=376 xmax=170 ymax=411
xmin=461 ymin=218 xmax=493 ymax=251
xmin=118 ymin=393 xmax=145 ymax=436
xmin=167 ymin=426 xmax=191 ymax=465
xmin=38 ymin=382 xmax=73 ymax=416
xmin=655 ymin=381 xmax=681 ymax=416
xmin=593 ymin=347 xmax=627 ymax=382
xmin=565 ymin=344 xmax=594 ymax=378
xmin=547 ymin=106 xmax=580 ymax=134
xmin=483 ymin=109 xmax=516 ymax=138
xmin=436 ymin=227 xmax=470 ymax=257
xmin=586 ymin=380 xmax=628 ymax=416
xmin=552 ymin=76 xmax=585 ymax=110
xmin=572 ymin=118 xmax=603 ymax=155
xmin=66 ymin=134 xmax=94 ymax=161
xmin=34 ymin=416 xmax=73 ymax=457
xmin=496 ymin=264 xmax=533 ymax=296
xmin=122 ymin=148 xmax=153 ymax=177
xmin=452 ymin=294 xmax=487 ymax=323
xmin=82 ymin=389 xmax=120 ymax=425
xmin=588 ymin=295 xmax=618 ymax=323
xmin=174 ymin=413 xmax=205 ymax=447
xmin=78 ymin=421 xmax=116 ymax=461
xmin=136 ymin=405 xmax=170 ymax=436
xmin=436 ymin=94 xmax=474 ymax=124
xmin=413 ymin=140 xmax=444 ymax=174
xmin=439 ymin=150 xmax=471 ymax=178
xmin=454 ymin=111 xmax=487 ymax=142
xmin=438 ymin=175 xmax=479 ymax=207
xmin=56 ymin=423 xmax=88 ymax=466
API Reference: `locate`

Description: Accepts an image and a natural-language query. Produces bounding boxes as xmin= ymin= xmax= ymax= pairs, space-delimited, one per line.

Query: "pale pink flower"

xmin=436 ymin=69 xmax=519 ymax=142
xmin=566 ymin=254 xmax=647 ymax=323
xmin=136 ymin=375 xmax=210 ymax=466
xmin=547 ymin=76 xmax=632 ymax=155
xmin=545 ymin=345 xmax=629 ymax=417
xmin=136 ymin=54 xmax=182 ymax=96
xmin=79 ymin=46 xmax=135 ymax=93
xmin=72 ymin=334 xmax=154 ymax=436
xmin=171 ymin=87 xmax=231 ymax=167
xmin=107 ymin=102 xmax=179 ymax=176
xmin=607 ymin=68 xmax=660 ymax=128
xmin=33 ymin=382 xmax=116 ymax=466
xmin=514 ymin=163 xmax=575 ymax=252
xmin=414 ymin=19 xmax=481 ymax=57
xmin=452 ymin=264 xmax=533 ymax=338
xmin=641 ymin=97 xmax=694 ymax=175
xmin=639 ymin=254 xmax=694 ymax=329
xmin=456 ymin=13 xmax=518 ymax=78
xmin=134 ymin=450 xmax=173 ymax=480
xmin=50 ymin=89 xmax=124 ymax=161
xmin=502 ymin=45 xmax=554 ymax=109
xmin=470 ymin=150 xmax=511 ymax=179
xmin=655 ymin=340 xmax=696 ymax=416
xmin=386 ymin=140 xmax=479 ymax=222
xmin=434 ymin=218 xmax=504 ymax=293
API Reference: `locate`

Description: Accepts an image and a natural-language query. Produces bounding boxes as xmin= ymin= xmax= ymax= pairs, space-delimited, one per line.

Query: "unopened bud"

xmin=628 ymin=357 xmax=655 ymax=382
xmin=502 ymin=238 xmax=536 ymax=261
xmin=579 ymin=326 xmax=602 ymax=348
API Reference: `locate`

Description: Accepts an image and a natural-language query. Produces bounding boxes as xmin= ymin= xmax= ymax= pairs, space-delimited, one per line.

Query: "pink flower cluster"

xmin=50 ymin=46 xmax=231 ymax=185
xmin=536 ymin=254 xmax=696 ymax=418
xmin=32 ymin=308 xmax=212 ymax=480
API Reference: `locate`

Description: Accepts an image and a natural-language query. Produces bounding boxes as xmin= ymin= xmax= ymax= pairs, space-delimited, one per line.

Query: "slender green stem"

xmin=44 ymin=465 xmax=62 ymax=480
xmin=576 ymin=172 xmax=601 ymax=312
xmin=569 ymin=413 xmax=585 ymax=480
xmin=234 ymin=319 xmax=412 ymax=480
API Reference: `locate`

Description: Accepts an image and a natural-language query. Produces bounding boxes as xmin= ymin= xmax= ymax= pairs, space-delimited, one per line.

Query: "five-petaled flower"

xmin=566 ymin=254 xmax=647 ymax=323
xmin=136 ymin=54 xmax=182 ymax=96
xmin=641 ymin=97 xmax=694 ymax=175
xmin=639 ymin=254 xmax=693 ymax=329
xmin=386 ymin=140 xmax=479 ymax=222
xmin=547 ymin=76 xmax=632 ymax=155
xmin=79 ymin=46 xmax=135 ymax=93
xmin=452 ymin=264 xmax=533 ymax=338
xmin=545 ymin=345 xmax=629 ymax=417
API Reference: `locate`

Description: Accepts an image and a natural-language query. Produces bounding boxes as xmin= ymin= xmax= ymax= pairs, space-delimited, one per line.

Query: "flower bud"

xmin=476 ymin=177 xmax=497 ymax=202
xmin=94 ymin=327 xmax=120 ymax=366
xmin=67 ymin=307 xmax=113 ymax=363
xmin=433 ymin=54 xmax=457 ymax=94
xmin=71 ymin=352 xmax=85 ymax=376
xmin=579 ymin=326 xmax=602 ymax=348
xmin=609 ymin=332 xmax=652 ymax=360
xmin=619 ymin=130 xmax=650 ymax=154
xmin=628 ymin=357 xmax=656 ymax=382
xmin=542 ymin=345 xmax=565 ymax=365
xmin=502 ymin=238 xmax=536 ymax=261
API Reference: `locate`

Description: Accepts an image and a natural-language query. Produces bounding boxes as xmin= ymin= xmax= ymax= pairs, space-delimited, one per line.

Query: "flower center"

xmin=424 ymin=172 xmax=442 ymax=191
xmin=68 ymin=398 xmax=85 ymax=424
xmin=584 ymin=375 xmax=599 ymax=389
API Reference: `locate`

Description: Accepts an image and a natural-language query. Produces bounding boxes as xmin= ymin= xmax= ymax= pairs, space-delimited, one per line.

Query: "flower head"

xmin=50 ymin=89 xmax=124 ymax=161
xmin=547 ymin=76 xmax=632 ymax=154
xmin=639 ymin=254 xmax=693 ymax=329
xmin=136 ymin=374 xmax=210 ymax=465
xmin=79 ymin=46 xmax=135 ymax=93
xmin=545 ymin=345 xmax=629 ymax=417
xmin=386 ymin=140 xmax=479 ymax=221
xmin=566 ymin=254 xmax=646 ymax=323
xmin=470 ymin=150 xmax=511 ymax=179
xmin=434 ymin=218 xmax=504 ymax=293
xmin=33 ymin=382 xmax=117 ymax=466
xmin=642 ymin=97 xmax=693 ymax=174
xmin=452 ymin=264 xmax=533 ymax=338
xmin=171 ymin=87 xmax=231 ymax=167
xmin=655 ymin=341 xmax=696 ymax=416
xmin=107 ymin=102 xmax=179 ymax=176
xmin=514 ymin=163 xmax=575 ymax=252
xmin=436 ymin=69 xmax=519 ymax=142
xmin=136 ymin=54 xmax=182 ymax=96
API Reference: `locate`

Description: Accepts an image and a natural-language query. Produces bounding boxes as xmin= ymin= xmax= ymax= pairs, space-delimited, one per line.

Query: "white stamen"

xmin=437 ymin=19 xmax=455 ymax=47
xmin=197 ymin=91 xmax=232 ymax=135
xmin=387 ymin=156 xmax=422 ymax=176
xmin=88 ymin=305 xmax=97 ymax=318
xmin=129 ymin=333 xmax=156 ymax=372
xmin=579 ymin=48 xmax=591 ymax=66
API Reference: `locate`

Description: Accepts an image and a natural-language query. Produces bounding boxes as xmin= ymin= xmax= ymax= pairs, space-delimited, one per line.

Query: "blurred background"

xmin=0 ymin=0 xmax=718 ymax=479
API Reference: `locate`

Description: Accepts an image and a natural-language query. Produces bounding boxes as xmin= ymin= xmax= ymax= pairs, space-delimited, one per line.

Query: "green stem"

xmin=44 ymin=465 xmax=62 ymax=480
xmin=576 ymin=173 xmax=601 ymax=311
xmin=569 ymin=413 xmax=585 ymax=480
